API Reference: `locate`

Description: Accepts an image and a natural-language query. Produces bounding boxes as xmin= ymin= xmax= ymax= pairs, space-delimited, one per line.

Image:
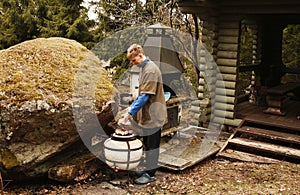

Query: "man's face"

xmin=129 ymin=54 xmax=144 ymax=65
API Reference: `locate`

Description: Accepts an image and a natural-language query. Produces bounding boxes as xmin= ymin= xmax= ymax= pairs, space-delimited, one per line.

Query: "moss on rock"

xmin=0 ymin=37 xmax=113 ymax=107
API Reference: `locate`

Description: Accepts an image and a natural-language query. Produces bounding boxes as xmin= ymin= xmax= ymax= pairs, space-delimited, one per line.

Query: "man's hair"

xmin=127 ymin=44 xmax=144 ymax=59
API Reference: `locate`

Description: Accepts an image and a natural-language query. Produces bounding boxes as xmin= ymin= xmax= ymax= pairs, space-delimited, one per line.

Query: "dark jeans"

xmin=142 ymin=127 xmax=161 ymax=177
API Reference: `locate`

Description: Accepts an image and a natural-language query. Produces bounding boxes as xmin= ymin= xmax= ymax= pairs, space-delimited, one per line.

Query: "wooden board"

xmin=219 ymin=149 xmax=281 ymax=164
xmin=158 ymin=126 xmax=230 ymax=170
xmin=229 ymin=137 xmax=300 ymax=159
xmin=236 ymin=125 xmax=300 ymax=145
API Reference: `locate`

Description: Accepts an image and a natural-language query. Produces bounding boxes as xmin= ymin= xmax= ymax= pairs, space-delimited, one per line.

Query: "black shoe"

xmin=135 ymin=170 xmax=145 ymax=176
xmin=134 ymin=173 xmax=156 ymax=185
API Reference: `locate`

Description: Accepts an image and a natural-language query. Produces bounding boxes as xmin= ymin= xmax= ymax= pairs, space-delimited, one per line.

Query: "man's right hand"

xmin=118 ymin=112 xmax=132 ymax=126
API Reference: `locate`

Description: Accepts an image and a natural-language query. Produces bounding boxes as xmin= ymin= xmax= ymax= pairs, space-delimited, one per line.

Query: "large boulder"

xmin=0 ymin=37 xmax=114 ymax=181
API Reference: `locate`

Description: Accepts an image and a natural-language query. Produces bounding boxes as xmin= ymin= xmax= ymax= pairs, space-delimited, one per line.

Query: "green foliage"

xmin=282 ymin=24 xmax=300 ymax=82
xmin=0 ymin=0 xmax=39 ymax=49
xmin=0 ymin=0 xmax=95 ymax=49
xmin=110 ymin=53 xmax=130 ymax=80
xmin=237 ymin=24 xmax=255 ymax=96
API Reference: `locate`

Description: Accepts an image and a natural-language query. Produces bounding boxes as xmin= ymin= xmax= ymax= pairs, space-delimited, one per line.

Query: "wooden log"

xmin=191 ymin=106 xmax=200 ymax=113
xmin=198 ymin=92 xmax=204 ymax=99
xmin=191 ymin=100 xmax=201 ymax=106
xmin=214 ymin=110 xmax=234 ymax=119
xmin=217 ymin=58 xmax=238 ymax=66
xmin=218 ymin=66 xmax=237 ymax=74
xmin=217 ymin=73 xmax=237 ymax=81
xmin=217 ymin=50 xmax=238 ymax=58
xmin=219 ymin=22 xmax=240 ymax=29
xmin=215 ymin=95 xmax=235 ymax=104
xmin=218 ymin=43 xmax=238 ymax=52
xmin=191 ymin=99 xmax=211 ymax=107
xmin=218 ymin=35 xmax=239 ymax=44
xmin=213 ymin=117 xmax=242 ymax=127
xmin=215 ymin=102 xmax=235 ymax=111
xmin=216 ymin=80 xmax=236 ymax=89
xmin=199 ymin=78 xmax=206 ymax=85
xmin=216 ymin=88 xmax=236 ymax=96
xmin=218 ymin=29 xmax=239 ymax=36
xmin=229 ymin=138 xmax=300 ymax=159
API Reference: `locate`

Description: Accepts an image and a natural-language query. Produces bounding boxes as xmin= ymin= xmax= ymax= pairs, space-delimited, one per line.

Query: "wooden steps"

xmin=217 ymin=118 xmax=300 ymax=163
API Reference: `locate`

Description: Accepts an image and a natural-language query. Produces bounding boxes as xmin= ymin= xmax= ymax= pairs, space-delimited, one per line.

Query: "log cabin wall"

xmin=178 ymin=0 xmax=300 ymax=128
xmin=213 ymin=14 xmax=243 ymax=127
xmin=197 ymin=15 xmax=218 ymax=127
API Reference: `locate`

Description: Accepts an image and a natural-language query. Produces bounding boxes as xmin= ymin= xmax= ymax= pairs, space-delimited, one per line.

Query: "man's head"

xmin=127 ymin=44 xmax=146 ymax=65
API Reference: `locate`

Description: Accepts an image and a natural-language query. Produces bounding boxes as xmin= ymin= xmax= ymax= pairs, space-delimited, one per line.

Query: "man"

xmin=118 ymin=44 xmax=167 ymax=184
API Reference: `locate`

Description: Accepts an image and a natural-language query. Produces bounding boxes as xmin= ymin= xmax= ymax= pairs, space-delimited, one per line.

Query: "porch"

xmin=216 ymin=98 xmax=300 ymax=163
xmin=236 ymin=99 xmax=300 ymax=131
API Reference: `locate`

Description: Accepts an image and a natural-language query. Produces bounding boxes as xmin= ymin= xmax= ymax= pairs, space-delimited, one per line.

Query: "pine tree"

xmin=0 ymin=0 xmax=38 ymax=49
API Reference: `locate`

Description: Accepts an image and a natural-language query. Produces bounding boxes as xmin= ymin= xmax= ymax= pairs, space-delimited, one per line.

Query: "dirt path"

xmin=3 ymin=158 xmax=300 ymax=194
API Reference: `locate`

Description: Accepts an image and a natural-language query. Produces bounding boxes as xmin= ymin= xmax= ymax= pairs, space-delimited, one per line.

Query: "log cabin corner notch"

xmin=178 ymin=0 xmax=300 ymax=128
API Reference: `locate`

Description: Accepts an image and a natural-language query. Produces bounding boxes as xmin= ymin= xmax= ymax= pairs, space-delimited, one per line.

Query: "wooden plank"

xmin=158 ymin=153 xmax=192 ymax=170
xmin=244 ymin=116 xmax=300 ymax=132
xmin=236 ymin=126 xmax=300 ymax=145
xmin=229 ymin=137 xmax=300 ymax=159
xmin=218 ymin=149 xmax=282 ymax=164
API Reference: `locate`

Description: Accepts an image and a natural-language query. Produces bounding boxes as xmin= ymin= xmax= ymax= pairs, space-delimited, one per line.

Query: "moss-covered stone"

xmin=0 ymin=37 xmax=114 ymax=181
xmin=0 ymin=37 xmax=113 ymax=106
